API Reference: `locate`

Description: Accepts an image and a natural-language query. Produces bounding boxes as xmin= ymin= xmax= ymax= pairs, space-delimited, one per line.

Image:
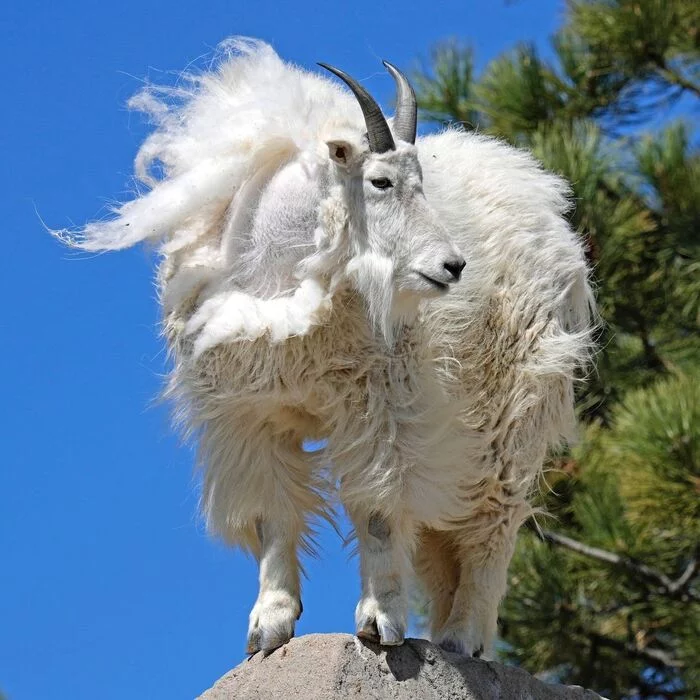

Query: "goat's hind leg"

xmin=433 ymin=544 xmax=509 ymax=658
xmin=433 ymin=512 xmax=524 ymax=658
xmin=414 ymin=528 xmax=460 ymax=641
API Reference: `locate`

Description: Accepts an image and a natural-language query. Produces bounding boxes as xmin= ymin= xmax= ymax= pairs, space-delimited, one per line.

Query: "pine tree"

xmin=412 ymin=2 xmax=699 ymax=697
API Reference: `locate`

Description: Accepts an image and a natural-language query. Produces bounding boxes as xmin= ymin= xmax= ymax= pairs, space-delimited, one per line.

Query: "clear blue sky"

xmin=2 ymin=1 xmax=564 ymax=698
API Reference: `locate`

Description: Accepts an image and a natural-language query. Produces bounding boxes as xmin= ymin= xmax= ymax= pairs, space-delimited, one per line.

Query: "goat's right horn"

xmin=318 ymin=62 xmax=396 ymax=154
xmin=382 ymin=61 xmax=417 ymax=145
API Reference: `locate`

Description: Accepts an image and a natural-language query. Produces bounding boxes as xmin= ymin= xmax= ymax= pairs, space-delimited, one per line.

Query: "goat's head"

xmin=319 ymin=61 xmax=465 ymax=341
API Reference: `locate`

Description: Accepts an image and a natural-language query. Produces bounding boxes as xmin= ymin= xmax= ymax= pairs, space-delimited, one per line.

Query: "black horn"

xmin=318 ymin=62 xmax=395 ymax=153
xmin=382 ymin=61 xmax=417 ymax=145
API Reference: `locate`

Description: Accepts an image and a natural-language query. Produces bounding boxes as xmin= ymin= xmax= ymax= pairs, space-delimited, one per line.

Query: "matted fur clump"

xmin=57 ymin=38 xmax=595 ymax=659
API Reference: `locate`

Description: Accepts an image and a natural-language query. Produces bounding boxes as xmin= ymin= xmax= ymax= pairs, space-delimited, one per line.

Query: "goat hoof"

xmin=377 ymin=620 xmax=404 ymax=646
xmin=438 ymin=637 xmax=464 ymax=654
xmin=246 ymin=622 xmax=295 ymax=655
xmin=356 ymin=618 xmax=380 ymax=643
xmin=436 ymin=631 xmax=486 ymax=658
xmin=356 ymin=604 xmax=405 ymax=647
xmin=247 ymin=591 xmax=300 ymax=654
xmin=246 ymin=628 xmax=262 ymax=655
xmin=436 ymin=628 xmax=472 ymax=655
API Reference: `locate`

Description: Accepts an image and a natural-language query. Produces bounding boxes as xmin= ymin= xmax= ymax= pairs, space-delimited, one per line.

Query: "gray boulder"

xmin=198 ymin=633 xmax=605 ymax=699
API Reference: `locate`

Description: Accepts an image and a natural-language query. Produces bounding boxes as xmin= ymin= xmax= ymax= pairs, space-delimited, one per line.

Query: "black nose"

xmin=444 ymin=258 xmax=466 ymax=281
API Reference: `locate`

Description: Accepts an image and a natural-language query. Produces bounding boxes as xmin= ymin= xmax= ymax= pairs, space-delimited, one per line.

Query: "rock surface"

xmin=198 ymin=633 xmax=604 ymax=699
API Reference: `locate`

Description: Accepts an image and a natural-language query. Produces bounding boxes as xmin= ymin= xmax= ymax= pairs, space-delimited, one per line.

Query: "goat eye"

xmin=370 ymin=177 xmax=393 ymax=190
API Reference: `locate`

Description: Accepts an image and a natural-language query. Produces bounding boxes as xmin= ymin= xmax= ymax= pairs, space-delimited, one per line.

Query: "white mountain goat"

xmin=56 ymin=38 xmax=594 ymax=658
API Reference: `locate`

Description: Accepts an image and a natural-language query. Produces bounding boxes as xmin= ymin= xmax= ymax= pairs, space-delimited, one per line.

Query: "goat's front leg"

xmin=246 ymin=519 xmax=302 ymax=654
xmin=349 ymin=510 xmax=413 ymax=646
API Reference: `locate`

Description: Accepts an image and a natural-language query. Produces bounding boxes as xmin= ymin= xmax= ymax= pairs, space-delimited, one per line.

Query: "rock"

xmin=198 ymin=633 xmax=605 ymax=699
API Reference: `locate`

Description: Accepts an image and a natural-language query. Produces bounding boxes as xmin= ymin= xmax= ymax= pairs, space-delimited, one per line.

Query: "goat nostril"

xmin=444 ymin=259 xmax=466 ymax=281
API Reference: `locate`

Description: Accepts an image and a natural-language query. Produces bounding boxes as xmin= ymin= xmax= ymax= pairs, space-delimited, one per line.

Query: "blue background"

xmin=2 ymin=1 xmax=562 ymax=697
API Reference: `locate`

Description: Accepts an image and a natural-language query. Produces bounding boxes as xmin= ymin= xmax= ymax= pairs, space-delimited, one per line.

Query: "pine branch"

xmin=585 ymin=629 xmax=683 ymax=670
xmin=535 ymin=528 xmax=700 ymax=602
xmin=670 ymin=557 xmax=698 ymax=594
xmin=653 ymin=64 xmax=700 ymax=99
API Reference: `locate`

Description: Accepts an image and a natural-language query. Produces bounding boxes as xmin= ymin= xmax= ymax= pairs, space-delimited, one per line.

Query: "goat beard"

xmin=346 ymin=252 xmax=399 ymax=349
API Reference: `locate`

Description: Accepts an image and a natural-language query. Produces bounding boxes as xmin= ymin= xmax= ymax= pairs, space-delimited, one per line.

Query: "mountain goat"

xmin=57 ymin=38 xmax=594 ymax=658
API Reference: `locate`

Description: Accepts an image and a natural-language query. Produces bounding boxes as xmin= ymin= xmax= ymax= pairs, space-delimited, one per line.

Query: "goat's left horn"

xmin=383 ymin=61 xmax=417 ymax=145
xmin=318 ymin=62 xmax=396 ymax=154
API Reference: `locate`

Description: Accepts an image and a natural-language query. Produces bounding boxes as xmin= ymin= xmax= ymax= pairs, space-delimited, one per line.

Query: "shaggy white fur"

xmin=56 ymin=38 xmax=595 ymax=659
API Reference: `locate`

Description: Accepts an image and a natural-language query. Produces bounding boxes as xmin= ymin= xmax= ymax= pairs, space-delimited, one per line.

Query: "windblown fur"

xmin=57 ymin=38 xmax=595 ymax=658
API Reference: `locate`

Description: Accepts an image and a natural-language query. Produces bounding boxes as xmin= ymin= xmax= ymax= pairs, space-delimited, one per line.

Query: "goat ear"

xmin=326 ymin=140 xmax=356 ymax=168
